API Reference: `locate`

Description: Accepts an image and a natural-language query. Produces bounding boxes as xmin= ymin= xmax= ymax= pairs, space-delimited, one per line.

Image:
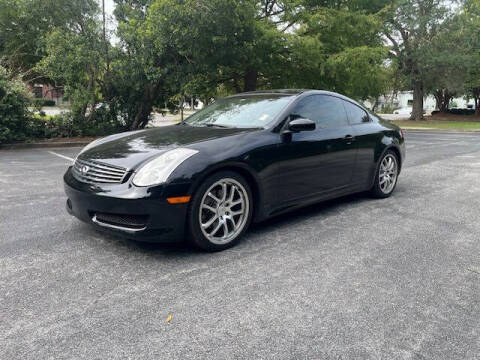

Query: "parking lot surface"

xmin=1 ymin=131 xmax=479 ymax=359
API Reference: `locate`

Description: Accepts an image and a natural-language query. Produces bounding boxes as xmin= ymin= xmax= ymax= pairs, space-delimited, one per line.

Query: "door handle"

xmin=344 ymin=134 xmax=355 ymax=143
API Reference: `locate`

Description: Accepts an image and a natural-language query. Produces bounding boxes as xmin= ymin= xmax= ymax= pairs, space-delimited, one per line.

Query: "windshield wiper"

xmin=204 ymin=123 xmax=233 ymax=128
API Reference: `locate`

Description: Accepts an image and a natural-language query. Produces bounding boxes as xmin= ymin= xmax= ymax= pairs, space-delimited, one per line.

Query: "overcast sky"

xmin=103 ymin=0 xmax=115 ymax=17
xmin=99 ymin=0 xmax=117 ymax=42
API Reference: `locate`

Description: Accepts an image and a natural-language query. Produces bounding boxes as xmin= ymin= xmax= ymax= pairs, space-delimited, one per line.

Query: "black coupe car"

xmin=64 ymin=90 xmax=405 ymax=251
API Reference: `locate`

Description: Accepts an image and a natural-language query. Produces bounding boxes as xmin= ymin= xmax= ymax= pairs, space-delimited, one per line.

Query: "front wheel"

xmin=187 ymin=171 xmax=253 ymax=251
xmin=370 ymin=150 xmax=399 ymax=198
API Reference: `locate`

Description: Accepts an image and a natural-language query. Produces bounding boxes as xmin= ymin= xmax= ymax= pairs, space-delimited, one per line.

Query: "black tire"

xmin=187 ymin=171 xmax=253 ymax=251
xmin=370 ymin=150 xmax=399 ymax=199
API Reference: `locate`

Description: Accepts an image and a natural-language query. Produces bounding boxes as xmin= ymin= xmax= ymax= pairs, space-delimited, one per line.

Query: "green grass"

xmin=391 ymin=120 xmax=480 ymax=131
xmin=33 ymin=113 xmax=56 ymax=121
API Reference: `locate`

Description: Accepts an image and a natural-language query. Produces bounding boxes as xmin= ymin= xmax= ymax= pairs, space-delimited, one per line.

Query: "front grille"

xmin=73 ymin=158 xmax=127 ymax=184
xmin=93 ymin=212 xmax=148 ymax=230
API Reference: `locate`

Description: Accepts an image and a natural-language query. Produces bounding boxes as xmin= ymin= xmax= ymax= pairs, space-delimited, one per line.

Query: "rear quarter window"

xmin=343 ymin=101 xmax=370 ymax=125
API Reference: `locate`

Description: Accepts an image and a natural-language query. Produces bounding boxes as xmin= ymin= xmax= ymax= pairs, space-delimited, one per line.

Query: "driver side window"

xmin=291 ymin=95 xmax=348 ymax=129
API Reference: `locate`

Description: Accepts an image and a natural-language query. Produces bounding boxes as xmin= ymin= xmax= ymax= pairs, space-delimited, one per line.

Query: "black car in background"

xmin=64 ymin=90 xmax=405 ymax=251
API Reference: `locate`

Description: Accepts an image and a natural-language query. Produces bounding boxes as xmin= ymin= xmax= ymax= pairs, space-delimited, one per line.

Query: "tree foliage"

xmin=462 ymin=0 xmax=480 ymax=115
xmin=287 ymin=3 xmax=389 ymax=100
xmin=383 ymin=0 xmax=456 ymax=119
xmin=0 ymin=0 xmax=99 ymax=79
xmin=0 ymin=66 xmax=32 ymax=143
xmin=2 ymin=0 xmax=480 ymax=139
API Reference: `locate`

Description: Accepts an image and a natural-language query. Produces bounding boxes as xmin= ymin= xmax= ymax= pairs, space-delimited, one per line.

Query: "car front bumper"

xmin=64 ymin=167 xmax=190 ymax=243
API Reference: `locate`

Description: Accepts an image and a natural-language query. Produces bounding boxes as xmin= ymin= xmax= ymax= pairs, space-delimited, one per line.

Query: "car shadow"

xmin=249 ymin=192 xmax=373 ymax=234
xmin=88 ymin=191 xmax=380 ymax=256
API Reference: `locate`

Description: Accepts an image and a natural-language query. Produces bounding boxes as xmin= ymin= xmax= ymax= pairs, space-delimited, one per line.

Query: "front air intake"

xmin=92 ymin=212 xmax=148 ymax=231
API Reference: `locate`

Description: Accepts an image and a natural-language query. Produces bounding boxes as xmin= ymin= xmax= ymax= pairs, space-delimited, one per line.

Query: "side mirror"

xmin=288 ymin=118 xmax=316 ymax=132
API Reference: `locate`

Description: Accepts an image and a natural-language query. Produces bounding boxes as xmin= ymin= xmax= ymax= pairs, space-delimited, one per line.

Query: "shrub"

xmin=24 ymin=113 xmax=75 ymax=139
xmin=82 ymin=106 xmax=125 ymax=136
xmin=380 ymin=105 xmax=399 ymax=114
xmin=0 ymin=65 xmax=124 ymax=143
xmin=24 ymin=111 xmax=123 ymax=140
xmin=449 ymin=108 xmax=475 ymax=116
xmin=33 ymin=99 xmax=56 ymax=107
xmin=0 ymin=67 xmax=32 ymax=144
xmin=431 ymin=108 xmax=475 ymax=116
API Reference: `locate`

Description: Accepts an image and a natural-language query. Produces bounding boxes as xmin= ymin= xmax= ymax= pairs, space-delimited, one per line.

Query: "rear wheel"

xmin=370 ymin=150 xmax=399 ymax=198
xmin=187 ymin=171 xmax=253 ymax=251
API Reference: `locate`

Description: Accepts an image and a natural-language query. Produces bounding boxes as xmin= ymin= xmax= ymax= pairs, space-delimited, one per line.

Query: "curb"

xmin=402 ymin=128 xmax=480 ymax=134
xmin=0 ymin=141 xmax=89 ymax=150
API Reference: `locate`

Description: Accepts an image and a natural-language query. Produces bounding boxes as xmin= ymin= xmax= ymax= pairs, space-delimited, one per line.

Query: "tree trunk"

xmin=243 ymin=68 xmax=258 ymax=92
xmin=434 ymin=89 xmax=454 ymax=114
xmin=434 ymin=90 xmax=442 ymax=112
xmin=102 ymin=0 xmax=109 ymax=72
xmin=372 ymin=97 xmax=380 ymax=113
xmin=410 ymin=80 xmax=424 ymax=121
xmin=233 ymin=75 xmax=242 ymax=93
xmin=444 ymin=95 xmax=453 ymax=112
xmin=131 ymin=81 xmax=164 ymax=129
xmin=131 ymin=88 xmax=154 ymax=129
xmin=131 ymin=100 xmax=153 ymax=129
xmin=473 ymin=88 xmax=480 ymax=117
xmin=180 ymin=95 xmax=184 ymax=122
xmin=81 ymin=69 xmax=95 ymax=120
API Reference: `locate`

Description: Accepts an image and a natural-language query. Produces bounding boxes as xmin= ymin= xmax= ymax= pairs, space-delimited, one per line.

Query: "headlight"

xmin=132 ymin=148 xmax=199 ymax=187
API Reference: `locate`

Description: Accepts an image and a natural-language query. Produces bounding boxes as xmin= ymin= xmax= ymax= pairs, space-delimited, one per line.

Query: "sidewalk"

xmin=149 ymin=110 xmax=196 ymax=127
xmin=377 ymin=113 xmax=410 ymax=121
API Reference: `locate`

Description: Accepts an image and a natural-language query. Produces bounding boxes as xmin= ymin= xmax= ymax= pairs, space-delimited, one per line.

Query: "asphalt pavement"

xmin=1 ymin=131 xmax=479 ymax=359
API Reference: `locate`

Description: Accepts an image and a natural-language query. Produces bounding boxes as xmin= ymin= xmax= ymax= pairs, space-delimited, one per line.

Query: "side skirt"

xmin=258 ymin=184 xmax=367 ymax=222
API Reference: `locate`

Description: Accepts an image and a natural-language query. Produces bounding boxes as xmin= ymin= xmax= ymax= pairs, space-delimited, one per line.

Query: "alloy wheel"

xmin=379 ymin=154 xmax=398 ymax=194
xmin=199 ymin=178 xmax=250 ymax=245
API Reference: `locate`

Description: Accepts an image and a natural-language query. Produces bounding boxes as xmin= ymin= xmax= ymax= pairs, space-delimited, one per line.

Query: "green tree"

xmin=287 ymin=3 xmax=389 ymax=100
xmin=0 ymin=66 xmax=32 ymax=143
xmin=0 ymin=0 xmax=99 ymax=80
xmin=462 ymin=0 xmax=480 ymax=116
xmin=145 ymin=0 xmax=390 ymax=103
xmin=36 ymin=7 xmax=108 ymax=122
xmin=108 ymin=0 xmax=293 ymax=128
xmin=465 ymin=59 xmax=480 ymax=116
xmin=423 ymin=14 xmax=470 ymax=113
xmin=111 ymin=0 xmax=183 ymax=128
xmin=147 ymin=0 xmax=289 ymax=93
xmin=383 ymin=0 xmax=457 ymax=120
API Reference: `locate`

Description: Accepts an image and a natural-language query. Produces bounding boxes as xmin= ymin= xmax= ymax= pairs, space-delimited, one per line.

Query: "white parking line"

xmin=457 ymin=155 xmax=477 ymax=158
xmin=47 ymin=151 xmax=74 ymax=163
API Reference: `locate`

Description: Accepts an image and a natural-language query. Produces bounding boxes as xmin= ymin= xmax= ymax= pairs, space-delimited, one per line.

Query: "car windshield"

xmin=185 ymin=95 xmax=293 ymax=128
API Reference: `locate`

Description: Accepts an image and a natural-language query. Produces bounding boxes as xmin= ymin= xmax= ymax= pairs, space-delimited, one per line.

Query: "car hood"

xmin=78 ymin=124 xmax=256 ymax=169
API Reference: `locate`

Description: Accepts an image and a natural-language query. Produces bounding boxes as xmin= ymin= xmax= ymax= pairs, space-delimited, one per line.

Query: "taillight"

xmin=400 ymin=129 xmax=405 ymax=139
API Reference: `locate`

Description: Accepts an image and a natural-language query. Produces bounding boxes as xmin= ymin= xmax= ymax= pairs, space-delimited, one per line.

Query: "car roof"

xmin=228 ymin=89 xmax=307 ymax=97
xmin=228 ymin=89 xmax=366 ymax=110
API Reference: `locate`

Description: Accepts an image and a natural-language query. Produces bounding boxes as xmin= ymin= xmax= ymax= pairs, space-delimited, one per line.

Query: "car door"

xmin=342 ymin=100 xmax=380 ymax=189
xmin=271 ymin=95 xmax=358 ymax=209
